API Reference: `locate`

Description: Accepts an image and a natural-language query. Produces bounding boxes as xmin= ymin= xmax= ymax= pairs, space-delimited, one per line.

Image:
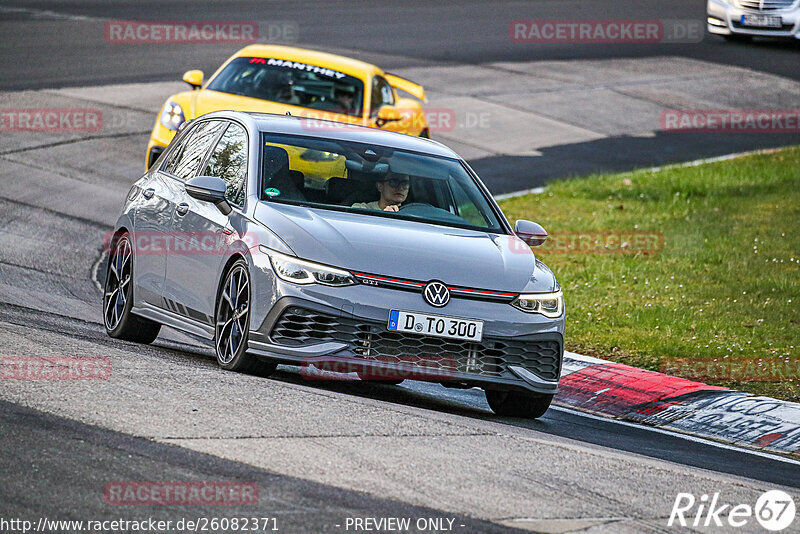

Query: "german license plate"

xmin=740 ymin=14 xmax=782 ymax=28
xmin=388 ymin=310 xmax=483 ymax=342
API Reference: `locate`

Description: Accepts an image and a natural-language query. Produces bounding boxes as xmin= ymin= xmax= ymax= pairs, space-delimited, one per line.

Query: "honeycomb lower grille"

xmin=270 ymin=306 xmax=561 ymax=380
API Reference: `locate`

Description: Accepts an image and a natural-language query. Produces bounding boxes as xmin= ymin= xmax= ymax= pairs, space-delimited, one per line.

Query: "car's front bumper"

xmin=707 ymin=0 xmax=800 ymax=37
xmin=245 ymin=255 xmax=565 ymax=395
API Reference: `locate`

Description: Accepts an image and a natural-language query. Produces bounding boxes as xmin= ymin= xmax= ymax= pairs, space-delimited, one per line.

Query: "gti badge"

xmin=423 ymin=281 xmax=450 ymax=307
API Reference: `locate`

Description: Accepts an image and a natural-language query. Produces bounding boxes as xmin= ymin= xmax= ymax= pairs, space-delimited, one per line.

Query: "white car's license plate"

xmin=388 ymin=310 xmax=484 ymax=342
xmin=740 ymin=14 xmax=782 ymax=28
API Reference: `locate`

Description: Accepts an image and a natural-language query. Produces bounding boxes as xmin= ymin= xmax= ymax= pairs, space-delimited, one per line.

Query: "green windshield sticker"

xmin=264 ymin=188 xmax=281 ymax=197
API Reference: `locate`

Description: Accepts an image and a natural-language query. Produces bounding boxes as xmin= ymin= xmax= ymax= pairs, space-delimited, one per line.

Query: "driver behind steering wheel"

xmin=352 ymin=173 xmax=410 ymax=212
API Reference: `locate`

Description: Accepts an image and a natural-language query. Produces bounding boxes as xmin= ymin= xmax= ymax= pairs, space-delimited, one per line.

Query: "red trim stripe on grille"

xmin=351 ymin=271 xmax=518 ymax=298
xmin=350 ymin=272 xmax=425 ymax=287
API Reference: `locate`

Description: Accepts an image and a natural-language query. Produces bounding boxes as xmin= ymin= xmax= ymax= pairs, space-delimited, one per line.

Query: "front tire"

xmin=214 ymin=259 xmax=277 ymax=376
xmin=485 ymin=389 xmax=553 ymax=419
xmin=104 ymin=232 xmax=161 ymax=343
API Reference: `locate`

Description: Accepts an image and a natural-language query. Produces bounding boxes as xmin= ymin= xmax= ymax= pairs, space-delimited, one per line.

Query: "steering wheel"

xmin=397 ymin=202 xmax=432 ymax=212
xmin=397 ymin=202 xmax=472 ymax=225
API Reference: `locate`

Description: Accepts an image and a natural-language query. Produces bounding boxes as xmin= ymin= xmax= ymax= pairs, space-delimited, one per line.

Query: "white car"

xmin=707 ymin=0 xmax=800 ymax=40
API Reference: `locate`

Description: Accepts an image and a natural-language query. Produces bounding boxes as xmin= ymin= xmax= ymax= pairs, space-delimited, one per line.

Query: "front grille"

xmin=737 ymin=0 xmax=795 ymax=10
xmin=270 ymin=306 xmax=561 ymax=380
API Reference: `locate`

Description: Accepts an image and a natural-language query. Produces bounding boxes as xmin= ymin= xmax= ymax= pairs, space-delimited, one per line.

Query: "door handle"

xmin=142 ymin=188 xmax=155 ymax=199
xmin=175 ymin=203 xmax=189 ymax=216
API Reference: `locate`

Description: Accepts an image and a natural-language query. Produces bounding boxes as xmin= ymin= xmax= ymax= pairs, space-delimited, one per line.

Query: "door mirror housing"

xmin=182 ymin=69 xmax=204 ymax=89
xmin=185 ymin=176 xmax=231 ymax=215
xmin=514 ymin=220 xmax=548 ymax=247
xmin=375 ymin=105 xmax=403 ymax=127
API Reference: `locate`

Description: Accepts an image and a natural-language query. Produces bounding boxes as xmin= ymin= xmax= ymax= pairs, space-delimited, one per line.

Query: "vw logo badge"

xmin=423 ymin=281 xmax=450 ymax=307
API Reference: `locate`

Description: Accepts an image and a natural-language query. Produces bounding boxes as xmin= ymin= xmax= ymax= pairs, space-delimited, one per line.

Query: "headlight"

xmin=260 ymin=247 xmax=355 ymax=287
xmin=511 ymin=290 xmax=564 ymax=318
xmin=160 ymin=101 xmax=185 ymax=131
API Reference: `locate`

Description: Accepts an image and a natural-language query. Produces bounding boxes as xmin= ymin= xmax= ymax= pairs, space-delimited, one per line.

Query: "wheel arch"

xmin=214 ymin=252 xmax=250 ymax=308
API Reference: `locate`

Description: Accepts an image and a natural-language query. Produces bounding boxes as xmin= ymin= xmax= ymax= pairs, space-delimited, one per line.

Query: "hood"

xmin=254 ymin=202 xmax=554 ymax=292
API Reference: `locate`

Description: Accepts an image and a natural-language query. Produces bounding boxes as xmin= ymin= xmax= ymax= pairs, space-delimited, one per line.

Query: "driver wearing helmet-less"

xmin=334 ymin=83 xmax=357 ymax=115
xmin=352 ymin=174 xmax=410 ymax=212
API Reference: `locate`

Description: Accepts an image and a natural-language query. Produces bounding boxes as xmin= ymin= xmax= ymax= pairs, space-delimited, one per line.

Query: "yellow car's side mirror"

xmin=182 ymin=70 xmax=204 ymax=90
xmin=375 ymin=105 xmax=403 ymax=128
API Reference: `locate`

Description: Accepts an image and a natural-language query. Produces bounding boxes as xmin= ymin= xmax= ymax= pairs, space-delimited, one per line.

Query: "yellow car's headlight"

xmin=511 ymin=290 xmax=564 ymax=318
xmin=160 ymin=101 xmax=185 ymax=131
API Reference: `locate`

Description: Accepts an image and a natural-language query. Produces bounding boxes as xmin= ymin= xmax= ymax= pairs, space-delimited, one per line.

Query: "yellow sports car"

xmin=145 ymin=44 xmax=428 ymax=169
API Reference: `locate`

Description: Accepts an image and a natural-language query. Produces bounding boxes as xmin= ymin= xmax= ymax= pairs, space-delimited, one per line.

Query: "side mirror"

xmin=375 ymin=105 xmax=403 ymax=127
xmin=182 ymin=70 xmax=204 ymax=90
xmin=185 ymin=176 xmax=231 ymax=215
xmin=514 ymin=220 xmax=548 ymax=247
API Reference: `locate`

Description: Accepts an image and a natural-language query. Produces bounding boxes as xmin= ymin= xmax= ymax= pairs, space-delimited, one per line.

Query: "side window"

xmin=449 ymin=176 xmax=490 ymax=227
xmin=202 ymin=122 xmax=249 ymax=206
xmin=164 ymin=120 xmax=225 ymax=180
xmin=370 ymin=75 xmax=394 ymax=115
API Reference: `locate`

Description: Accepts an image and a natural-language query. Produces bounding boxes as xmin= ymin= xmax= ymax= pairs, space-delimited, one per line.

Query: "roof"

xmin=210 ymin=111 xmax=459 ymax=158
xmin=233 ymin=45 xmax=381 ymax=79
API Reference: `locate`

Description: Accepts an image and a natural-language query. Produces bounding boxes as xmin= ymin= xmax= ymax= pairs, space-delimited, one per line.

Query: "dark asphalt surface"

xmin=473 ymin=130 xmax=800 ymax=192
xmin=0 ymin=399 xmax=521 ymax=533
xmin=283 ymin=369 xmax=800 ymax=489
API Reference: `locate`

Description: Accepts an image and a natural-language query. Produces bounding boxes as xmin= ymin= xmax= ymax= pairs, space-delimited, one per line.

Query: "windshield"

xmin=206 ymin=57 xmax=365 ymax=117
xmin=259 ymin=133 xmax=505 ymax=233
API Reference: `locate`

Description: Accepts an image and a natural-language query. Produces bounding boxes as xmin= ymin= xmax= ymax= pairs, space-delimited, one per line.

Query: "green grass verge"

xmin=499 ymin=147 xmax=800 ymax=401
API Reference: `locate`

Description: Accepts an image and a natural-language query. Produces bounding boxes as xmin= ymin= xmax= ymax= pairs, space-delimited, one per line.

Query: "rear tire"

xmin=104 ymin=232 xmax=161 ymax=344
xmin=485 ymin=389 xmax=553 ymax=419
xmin=214 ymin=259 xmax=277 ymax=376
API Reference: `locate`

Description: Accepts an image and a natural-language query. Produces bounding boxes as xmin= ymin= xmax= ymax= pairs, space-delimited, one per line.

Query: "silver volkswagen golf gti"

xmin=104 ymin=111 xmax=564 ymax=418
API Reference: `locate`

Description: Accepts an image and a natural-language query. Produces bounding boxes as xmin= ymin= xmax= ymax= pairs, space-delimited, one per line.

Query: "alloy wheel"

xmin=104 ymin=236 xmax=132 ymax=331
xmin=216 ymin=264 xmax=250 ymax=365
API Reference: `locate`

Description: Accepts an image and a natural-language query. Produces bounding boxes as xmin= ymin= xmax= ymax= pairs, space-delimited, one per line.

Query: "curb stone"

xmin=557 ymin=352 xmax=800 ymax=458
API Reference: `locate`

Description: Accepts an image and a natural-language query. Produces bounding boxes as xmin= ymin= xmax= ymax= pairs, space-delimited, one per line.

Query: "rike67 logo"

xmin=669 ymin=490 xmax=795 ymax=531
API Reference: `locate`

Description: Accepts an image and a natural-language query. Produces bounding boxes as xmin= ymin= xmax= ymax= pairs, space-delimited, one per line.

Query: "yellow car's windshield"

xmin=207 ymin=57 xmax=365 ymax=117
